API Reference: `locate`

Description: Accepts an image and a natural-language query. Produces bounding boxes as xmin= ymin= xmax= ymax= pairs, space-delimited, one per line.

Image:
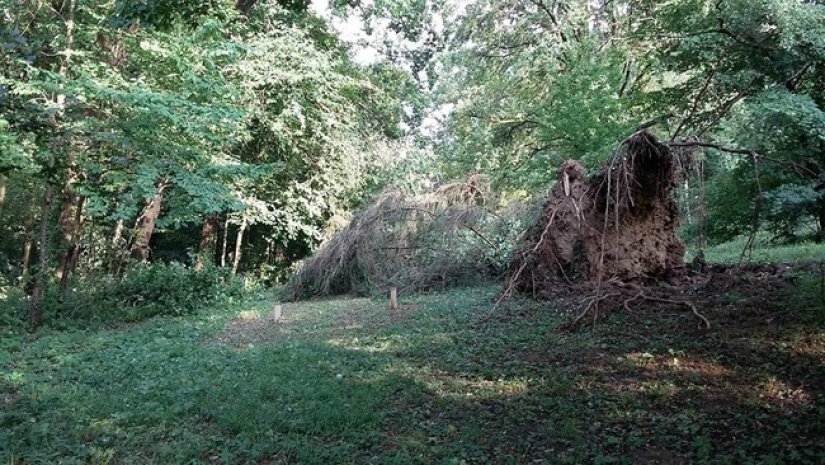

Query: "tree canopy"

xmin=1 ymin=0 xmax=824 ymax=329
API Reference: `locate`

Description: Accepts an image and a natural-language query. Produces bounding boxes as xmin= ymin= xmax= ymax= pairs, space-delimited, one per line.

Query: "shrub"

xmin=0 ymin=263 xmax=247 ymax=327
xmin=67 ymin=262 xmax=246 ymax=322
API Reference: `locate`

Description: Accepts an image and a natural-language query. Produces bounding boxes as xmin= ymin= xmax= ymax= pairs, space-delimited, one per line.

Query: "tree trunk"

xmin=131 ymin=180 xmax=168 ymax=262
xmin=59 ymin=196 xmax=84 ymax=299
xmin=56 ymin=173 xmax=78 ymax=280
xmin=54 ymin=0 xmax=76 ymax=274
xmin=30 ymin=0 xmax=75 ymax=330
xmin=232 ymin=219 xmax=247 ymax=275
xmin=30 ymin=183 xmax=54 ymax=331
xmin=0 ymin=175 xmax=6 ymax=221
xmin=818 ymin=197 xmax=825 ymax=243
xmin=220 ymin=216 xmax=229 ymax=267
xmin=109 ymin=218 xmax=125 ymax=273
xmin=195 ymin=216 xmax=218 ymax=271
xmin=21 ymin=216 xmax=34 ymax=277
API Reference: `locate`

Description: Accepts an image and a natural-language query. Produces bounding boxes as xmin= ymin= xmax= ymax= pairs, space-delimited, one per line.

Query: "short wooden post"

xmin=273 ymin=304 xmax=283 ymax=322
xmin=389 ymin=287 xmax=398 ymax=310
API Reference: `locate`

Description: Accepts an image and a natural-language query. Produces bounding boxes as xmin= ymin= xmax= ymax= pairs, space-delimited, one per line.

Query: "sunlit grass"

xmin=688 ymin=236 xmax=825 ymax=264
xmin=1 ymin=281 xmax=823 ymax=464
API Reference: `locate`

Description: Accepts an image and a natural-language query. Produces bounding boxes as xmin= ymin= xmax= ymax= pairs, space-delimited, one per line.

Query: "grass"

xmin=1 ymin=277 xmax=824 ymax=464
xmin=688 ymin=236 xmax=825 ymax=264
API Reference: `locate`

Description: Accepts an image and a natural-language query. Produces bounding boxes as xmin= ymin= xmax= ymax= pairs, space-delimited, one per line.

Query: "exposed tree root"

xmin=569 ymin=290 xmax=622 ymax=328
xmin=559 ymin=282 xmax=710 ymax=332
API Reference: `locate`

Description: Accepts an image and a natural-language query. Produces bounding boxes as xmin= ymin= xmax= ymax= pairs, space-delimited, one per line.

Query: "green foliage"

xmin=689 ymin=234 xmax=825 ymax=264
xmin=111 ymin=0 xmax=237 ymax=30
xmin=0 ymin=263 xmax=247 ymax=326
xmin=0 ymin=118 xmax=32 ymax=174
xmin=436 ymin=0 xmax=825 ymax=245
xmin=763 ymin=184 xmax=823 ymax=242
xmin=68 ymin=262 xmax=247 ymax=322
xmin=0 ymin=0 xmax=418 ymax=317
xmin=2 ymin=279 xmax=824 ymax=463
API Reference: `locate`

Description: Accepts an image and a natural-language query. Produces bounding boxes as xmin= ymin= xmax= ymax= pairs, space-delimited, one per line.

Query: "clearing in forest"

xmin=1 ymin=278 xmax=824 ymax=464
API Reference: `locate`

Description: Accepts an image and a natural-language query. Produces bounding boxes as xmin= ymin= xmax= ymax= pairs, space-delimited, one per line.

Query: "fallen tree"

xmin=282 ymin=176 xmax=535 ymax=301
xmin=499 ymin=130 xmax=709 ymax=328
xmin=506 ymin=130 xmax=685 ymax=291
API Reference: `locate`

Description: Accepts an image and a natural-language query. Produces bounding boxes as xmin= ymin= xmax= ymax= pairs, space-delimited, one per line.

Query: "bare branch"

xmin=670 ymin=67 xmax=717 ymax=141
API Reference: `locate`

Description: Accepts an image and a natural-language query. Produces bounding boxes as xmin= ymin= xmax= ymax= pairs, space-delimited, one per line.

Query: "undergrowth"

xmin=2 ymin=273 xmax=823 ymax=464
xmin=688 ymin=236 xmax=825 ymax=264
xmin=0 ymin=262 xmax=246 ymax=328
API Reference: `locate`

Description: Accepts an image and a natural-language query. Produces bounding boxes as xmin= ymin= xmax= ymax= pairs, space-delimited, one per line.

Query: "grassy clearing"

xmin=689 ymin=236 xmax=825 ymax=264
xmin=2 ymin=278 xmax=824 ymax=464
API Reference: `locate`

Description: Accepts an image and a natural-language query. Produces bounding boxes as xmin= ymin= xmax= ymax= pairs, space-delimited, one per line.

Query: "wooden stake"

xmin=273 ymin=304 xmax=283 ymax=322
xmin=390 ymin=287 xmax=398 ymax=310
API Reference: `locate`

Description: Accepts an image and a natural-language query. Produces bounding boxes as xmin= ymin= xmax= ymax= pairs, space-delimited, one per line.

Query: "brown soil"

xmin=507 ymin=130 xmax=685 ymax=296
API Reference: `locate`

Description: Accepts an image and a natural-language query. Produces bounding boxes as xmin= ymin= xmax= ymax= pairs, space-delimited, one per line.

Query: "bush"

xmin=0 ymin=263 xmax=247 ymax=327
xmin=68 ymin=262 xmax=246 ymax=323
xmin=0 ymin=275 xmax=27 ymax=330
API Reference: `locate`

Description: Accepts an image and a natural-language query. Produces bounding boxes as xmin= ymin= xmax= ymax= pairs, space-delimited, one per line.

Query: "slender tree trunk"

xmin=131 ymin=180 xmax=168 ymax=262
xmin=53 ymin=0 xmax=75 ymax=274
xmin=112 ymin=218 xmax=124 ymax=247
xmin=84 ymin=217 xmax=95 ymax=270
xmin=30 ymin=183 xmax=54 ymax=331
xmin=0 ymin=175 xmax=6 ymax=221
xmin=59 ymin=196 xmax=84 ymax=299
xmin=109 ymin=218 xmax=125 ymax=273
xmin=232 ymin=219 xmax=247 ymax=275
xmin=29 ymin=0 xmax=76 ymax=331
xmin=56 ymin=174 xmax=78 ymax=280
xmin=696 ymin=158 xmax=707 ymax=250
xmin=30 ymin=0 xmax=75 ymax=330
xmin=220 ymin=216 xmax=229 ymax=267
xmin=818 ymin=197 xmax=825 ymax=244
xmin=195 ymin=216 xmax=218 ymax=271
xmin=21 ymin=216 xmax=34 ymax=277
xmin=214 ymin=214 xmax=225 ymax=266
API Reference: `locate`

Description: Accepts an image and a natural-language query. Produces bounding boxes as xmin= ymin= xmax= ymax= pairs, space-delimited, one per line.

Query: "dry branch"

xmin=283 ymin=176 xmax=533 ymax=300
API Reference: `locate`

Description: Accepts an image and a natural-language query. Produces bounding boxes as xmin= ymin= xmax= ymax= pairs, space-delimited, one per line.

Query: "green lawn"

xmin=690 ymin=237 xmax=825 ymax=264
xmin=1 ymin=280 xmax=824 ymax=464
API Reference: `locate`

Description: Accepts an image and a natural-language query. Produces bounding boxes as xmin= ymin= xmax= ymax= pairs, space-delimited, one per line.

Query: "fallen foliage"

xmin=282 ymin=176 xmax=535 ymax=300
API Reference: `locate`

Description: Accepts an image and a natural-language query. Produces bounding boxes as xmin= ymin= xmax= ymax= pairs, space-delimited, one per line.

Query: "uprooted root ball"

xmin=506 ymin=130 xmax=686 ymax=298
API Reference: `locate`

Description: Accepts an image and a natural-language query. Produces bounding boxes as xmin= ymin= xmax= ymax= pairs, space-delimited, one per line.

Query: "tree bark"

xmin=109 ymin=218 xmax=125 ymax=273
xmin=21 ymin=216 xmax=34 ymax=277
xmin=59 ymin=196 xmax=84 ymax=299
xmin=220 ymin=216 xmax=229 ymax=267
xmin=232 ymin=218 xmax=247 ymax=274
xmin=131 ymin=180 xmax=168 ymax=262
xmin=30 ymin=183 xmax=54 ymax=331
xmin=0 ymin=175 xmax=6 ymax=221
xmin=818 ymin=197 xmax=825 ymax=243
xmin=55 ymin=0 xmax=79 ymax=280
xmin=56 ymin=172 xmax=78 ymax=280
xmin=30 ymin=0 xmax=75 ymax=330
xmin=195 ymin=215 xmax=218 ymax=271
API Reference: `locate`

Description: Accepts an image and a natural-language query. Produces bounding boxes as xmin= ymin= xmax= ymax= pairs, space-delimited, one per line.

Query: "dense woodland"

xmin=2 ymin=0 xmax=824 ymax=329
xmin=1 ymin=1 xmax=825 ymax=463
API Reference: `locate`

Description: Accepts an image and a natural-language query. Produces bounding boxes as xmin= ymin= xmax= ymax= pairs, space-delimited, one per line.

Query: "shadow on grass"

xmin=2 ymin=282 xmax=824 ymax=464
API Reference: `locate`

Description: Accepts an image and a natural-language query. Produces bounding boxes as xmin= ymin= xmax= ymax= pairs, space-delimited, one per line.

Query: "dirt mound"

xmin=507 ymin=130 xmax=685 ymax=297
